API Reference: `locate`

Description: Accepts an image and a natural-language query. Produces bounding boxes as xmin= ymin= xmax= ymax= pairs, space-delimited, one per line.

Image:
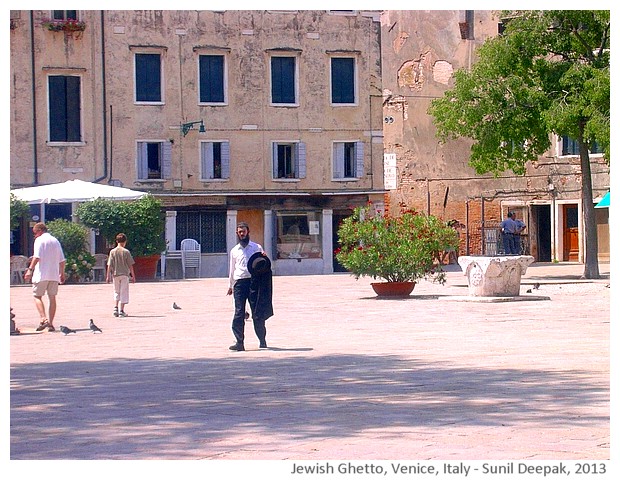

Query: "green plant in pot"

xmin=76 ymin=195 xmax=166 ymax=280
xmin=47 ymin=219 xmax=95 ymax=283
xmin=335 ymin=204 xmax=459 ymax=296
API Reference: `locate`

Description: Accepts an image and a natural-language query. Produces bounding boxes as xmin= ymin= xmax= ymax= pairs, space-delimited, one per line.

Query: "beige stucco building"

xmin=10 ymin=10 xmax=609 ymax=277
xmin=380 ymin=10 xmax=610 ymax=263
xmin=10 ymin=10 xmax=385 ymax=276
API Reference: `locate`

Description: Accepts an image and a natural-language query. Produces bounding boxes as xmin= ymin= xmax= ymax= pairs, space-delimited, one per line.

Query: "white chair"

xmin=10 ymin=255 xmax=29 ymax=284
xmin=91 ymin=253 xmax=108 ymax=282
xmin=180 ymin=238 xmax=201 ymax=278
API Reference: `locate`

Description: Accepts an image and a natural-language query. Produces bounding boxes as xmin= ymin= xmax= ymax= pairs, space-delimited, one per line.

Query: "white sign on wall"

xmin=383 ymin=153 xmax=397 ymax=190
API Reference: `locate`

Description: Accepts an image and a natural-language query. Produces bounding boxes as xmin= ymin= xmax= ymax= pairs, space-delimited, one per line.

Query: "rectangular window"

xmin=272 ymin=142 xmax=306 ymax=179
xmin=199 ymin=55 xmax=225 ymax=103
xmin=276 ymin=212 xmax=322 ymax=259
xmin=137 ymin=141 xmax=172 ymax=180
xmin=271 ymin=56 xmax=296 ymax=104
xmin=331 ymin=57 xmax=355 ymax=104
xmin=52 ymin=10 xmax=77 ymax=20
xmin=333 ymin=141 xmax=364 ymax=179
xmin=48 ymin=75 xmax=81 ymax=143
xmin=201 ymin=141 xmax=230 ymax=180
xmin=135 ymin=53 xmax=162 ymax=103
xmin=175 ymin=211 xmax=227 ymax=253
xmin=561 ymin=136 xmax=603 ymax=155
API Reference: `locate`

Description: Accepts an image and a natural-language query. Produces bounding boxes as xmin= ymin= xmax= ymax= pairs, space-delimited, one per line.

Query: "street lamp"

xmin=180 ymin=120 xmax=206 ymax=137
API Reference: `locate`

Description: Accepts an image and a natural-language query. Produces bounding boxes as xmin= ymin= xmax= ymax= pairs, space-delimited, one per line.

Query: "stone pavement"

xmin=8 ymin=262 xmax=611 ymax=469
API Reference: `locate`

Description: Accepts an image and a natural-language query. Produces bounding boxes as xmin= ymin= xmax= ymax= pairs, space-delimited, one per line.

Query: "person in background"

xmin=106 ymin=233 xmax=136 ymax=318
xmin=24 ymin=222 xmax=66 ymax=332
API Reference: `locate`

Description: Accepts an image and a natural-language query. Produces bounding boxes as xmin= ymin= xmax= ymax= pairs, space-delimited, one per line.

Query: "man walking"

xmin=226 ymin=222 xmax=273 ymax=351
xmin=24 ymin=222 xmax=66 ymax=332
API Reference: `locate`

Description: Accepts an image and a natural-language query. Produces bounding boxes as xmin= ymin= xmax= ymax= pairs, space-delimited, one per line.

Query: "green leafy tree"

xmin=47 ymin=219 xmax=95 ymax=282
xmin=10 ymin=193 xmax=30 ymax=231
xmin=428 ymin=10 xmax=609 ymax=279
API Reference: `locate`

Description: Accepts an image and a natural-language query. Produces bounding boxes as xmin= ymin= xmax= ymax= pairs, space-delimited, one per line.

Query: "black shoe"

xmin=229 ymin=343 xmax=245 ymax=351
xmin=259 ymin=342 xmax=268 ymax=349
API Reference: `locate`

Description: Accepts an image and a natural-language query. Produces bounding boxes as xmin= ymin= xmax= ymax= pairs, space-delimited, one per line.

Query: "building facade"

xmin=380 ymin=10 xmax=610 ymax=263
xmin=10 ymin=10 xmax=385 ymax=276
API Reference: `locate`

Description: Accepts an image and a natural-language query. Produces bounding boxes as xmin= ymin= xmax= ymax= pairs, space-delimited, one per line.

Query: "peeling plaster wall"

xmin=380 ymin=10 xmax=609 ymax=259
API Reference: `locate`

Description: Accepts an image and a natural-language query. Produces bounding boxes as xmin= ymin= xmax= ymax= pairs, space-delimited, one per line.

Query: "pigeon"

xmin=60 ymin=325 xmax=76 ymax=335
xmin=526 ymin=289 xmax=532 ymax=293
xmin=533 ymin=282 xmax=540 ymax=290
xmin=172 ymin=302 xmax=182 ymax=310
xmin=89 ymin=319 xmax=102 ymax=333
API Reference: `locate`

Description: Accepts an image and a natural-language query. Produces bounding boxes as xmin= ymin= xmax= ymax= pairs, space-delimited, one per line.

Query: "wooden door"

xmin=563 ymin=204 xmax=579 ymax=261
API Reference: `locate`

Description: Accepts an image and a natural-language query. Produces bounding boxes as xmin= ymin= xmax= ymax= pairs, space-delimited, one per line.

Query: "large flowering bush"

xmin=335 ymin=205 xmax=459 ymax=284
xmin=47 ymin=219 xmax=94 ymax=282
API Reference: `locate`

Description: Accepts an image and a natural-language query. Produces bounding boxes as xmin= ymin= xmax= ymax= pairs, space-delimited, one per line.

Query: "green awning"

xmin=595 ymin=191 xmax=610 ymax=208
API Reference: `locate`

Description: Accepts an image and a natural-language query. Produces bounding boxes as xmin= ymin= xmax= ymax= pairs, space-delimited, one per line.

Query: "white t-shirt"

xmin=33 ymin=232 xmax=66 ymax=283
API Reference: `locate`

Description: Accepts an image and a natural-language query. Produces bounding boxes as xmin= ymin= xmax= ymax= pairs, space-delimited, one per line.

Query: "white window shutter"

xmin=137 ymin=142 xmax=148 ymax=180
xmin=202 ymin=142 xmax=214 ymax=179
xmin=297 ymin=142 xmax=306 ymax=178
xmin=162 ymin=141 xmax=173 ymax=179
xmin=272 ymin=142 xmax=279 ymax=178
xmin=221 ymin=141 xmax=230 ymax=179
xmin=200 ymin=142 xmax=209 ymax=180
xmin=355 ymin=141 xmax=364 ymax=178
xmin=333 ymin=142 xmax=344 ymax=178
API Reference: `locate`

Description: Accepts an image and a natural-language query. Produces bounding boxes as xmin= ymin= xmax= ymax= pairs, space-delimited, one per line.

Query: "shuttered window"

xmin=137 ymin=141 xmax=172 ymax=180
xmin=333 ymin=141 xmax=364 ymax=179
xmin=201 ymin=141 xmax=230 ymax=180
xmin=272 ymin=142 xmax=306 ymax=179
xmin=331 ymin=57 xmax=355 ymax=104
xmin=199 ymin=55 xmax=225 ymax=103
xmin=135 ymin=53 xmax=162 ymax=102
xmin=271 ymin=56 xmax=296 ymax=104
xmin=48 ymin=75 xmax=81 ymax=143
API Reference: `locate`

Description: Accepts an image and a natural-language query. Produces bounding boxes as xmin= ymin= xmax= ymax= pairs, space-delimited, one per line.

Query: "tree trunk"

xmin=579 ymin=130 xmax=600 ymax=279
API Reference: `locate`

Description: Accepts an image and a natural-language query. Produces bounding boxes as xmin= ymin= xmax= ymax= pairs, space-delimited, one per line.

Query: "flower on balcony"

xmin=41 ymin=18 xmax=86 ymax=33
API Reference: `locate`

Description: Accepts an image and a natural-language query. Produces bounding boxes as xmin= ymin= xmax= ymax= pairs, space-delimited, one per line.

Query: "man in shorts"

xmin=24 ymin=222 xmax=66 ymax=332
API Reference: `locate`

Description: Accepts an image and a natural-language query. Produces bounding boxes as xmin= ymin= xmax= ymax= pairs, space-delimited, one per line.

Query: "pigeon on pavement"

xmin=173 ymin=302 xmax=182 ymax=309
xmin=60 ymin=326 xmax=76 ymax=335
xmin=89 ymin=319 xmax=103 ymax=333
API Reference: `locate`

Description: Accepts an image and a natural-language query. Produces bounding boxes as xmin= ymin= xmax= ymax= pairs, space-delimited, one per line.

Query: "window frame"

xmin=275 ymin=211 xmax=323 ymax=260
xmin=332 ymin=140 xmax=364 ymax=180
xmin=198 ymin=53 xmax=228 ymax=105
xmin=330 ymin=56 xmax=357 ymax=106
xmin=134 ymin=52 xmax=164 ymax=104
xmin=559 ymin=135 xmax=603 ymax=157
xmin=136 ymin=140 xmax=172 ymax=181
xmin=47 ymin=74 xmax=83 ymax=145
xmin=270 ymin=54 xmax=299 ymax=107
xmin=51 ymin=10 xmax=78 ymax=21
xmin=200 ymin=140 xmax=230 ymax=181
xmin=272 ymin=141 xmax=306 ymax=180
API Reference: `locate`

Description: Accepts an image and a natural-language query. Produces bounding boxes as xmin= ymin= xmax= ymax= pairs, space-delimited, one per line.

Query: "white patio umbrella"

xmin=11 ymin=179 xmax=147 ymax=204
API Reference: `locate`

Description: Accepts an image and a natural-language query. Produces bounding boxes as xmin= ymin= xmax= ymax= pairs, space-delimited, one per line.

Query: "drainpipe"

xmin=94 ymin=10 xmax=108 ymax=183
xmin=29 ymin=11 xmax=38 ymax=185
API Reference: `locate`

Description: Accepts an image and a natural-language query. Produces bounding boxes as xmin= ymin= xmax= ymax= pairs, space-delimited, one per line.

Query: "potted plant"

xmin=76 ymin=195 xmax=166 ymax=281
xmin=47 ymin=219 xmax=95 ymax=283
xmin=40 ymin=18 xmax=86 ymax=37
xmin=335 ymin=204 xmax=459 ymax=296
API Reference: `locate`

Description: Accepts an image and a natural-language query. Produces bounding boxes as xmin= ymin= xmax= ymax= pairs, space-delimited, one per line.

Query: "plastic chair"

xmin=91 ymin=254 xmax=108 ymax=282
xmin=10 ymin=255 xmax=29 ymax=284
xmin=180 ymin=238 xmax=201 ymax=278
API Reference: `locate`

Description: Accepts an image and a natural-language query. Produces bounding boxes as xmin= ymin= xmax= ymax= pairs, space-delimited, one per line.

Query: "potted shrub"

xmin=47 ymin=219 xmax=95 ymax=283
xmin=335 ymin=204 xmax=459 ymax=296
xmin=76 ymin=195 xmax=166 ymax=281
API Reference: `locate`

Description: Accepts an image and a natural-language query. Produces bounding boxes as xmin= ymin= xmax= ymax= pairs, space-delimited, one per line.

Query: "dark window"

xmin=137 ymin=141 xmax=172 ymax=180
xmin=175 ymin=211 xmax=227 ymax=253
xmin=52 ymin=10 xmax=77 ymax=20
xmin=271 ymin=56 xmax=296 ymax=104
xmin=343 ymin=142 xmax=355 ymax=177
xmin=48 ymin=75 xmax=81 ymax=142
xmin=333 ymin=141 xmax=364 ymax=178
xmin=562 ymin=136 xmax=603 ymax=155
xmin=331 ymin=57 xmax=355 ymax=104
xmin=277 ymin=144 xmax=294 ymax=178
xmin=201 ymin=141 xmax=230 ymax=180
xmin=199 ymin=55 xmax=225 ymax=103
xmin=147 ymin=143 xmax=161 ymax=179
xmin=135 ymin=53 xmax=161 ymax=102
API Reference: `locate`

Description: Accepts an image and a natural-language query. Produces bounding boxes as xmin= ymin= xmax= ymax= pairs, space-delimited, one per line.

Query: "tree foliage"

xmin=428 ymin=10 xmax=609 ymax=279
xmin=10 ymin=193 xmax=30 ymax=231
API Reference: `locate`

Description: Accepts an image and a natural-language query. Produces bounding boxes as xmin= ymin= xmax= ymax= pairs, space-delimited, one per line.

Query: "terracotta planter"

xmin=370 ymin=281 xmax=416 ymax=297
xmin=133 ymin=254 xmax=161 ymax=281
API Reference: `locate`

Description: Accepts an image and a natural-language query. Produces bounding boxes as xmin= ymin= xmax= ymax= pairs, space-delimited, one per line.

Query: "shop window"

xmin=276 ymin=212 xmax=322 ymax=259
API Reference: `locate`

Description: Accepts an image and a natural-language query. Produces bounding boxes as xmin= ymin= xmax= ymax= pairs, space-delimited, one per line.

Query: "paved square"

xmin=9 ymin=263 xmax=610 ymax=464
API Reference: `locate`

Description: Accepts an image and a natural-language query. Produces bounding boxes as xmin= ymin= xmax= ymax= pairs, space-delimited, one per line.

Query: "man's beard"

xmin=238 ymin=234 xmax=250 ymax=247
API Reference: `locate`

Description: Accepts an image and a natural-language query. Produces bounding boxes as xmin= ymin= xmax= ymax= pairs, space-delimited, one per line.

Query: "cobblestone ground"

xmin=8 ymin=263 xmax=611 ymax=472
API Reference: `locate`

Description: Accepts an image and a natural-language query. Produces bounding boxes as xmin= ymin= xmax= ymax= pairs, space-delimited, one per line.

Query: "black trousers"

xmin=231 ymin=278 xmax=266 ymax=345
